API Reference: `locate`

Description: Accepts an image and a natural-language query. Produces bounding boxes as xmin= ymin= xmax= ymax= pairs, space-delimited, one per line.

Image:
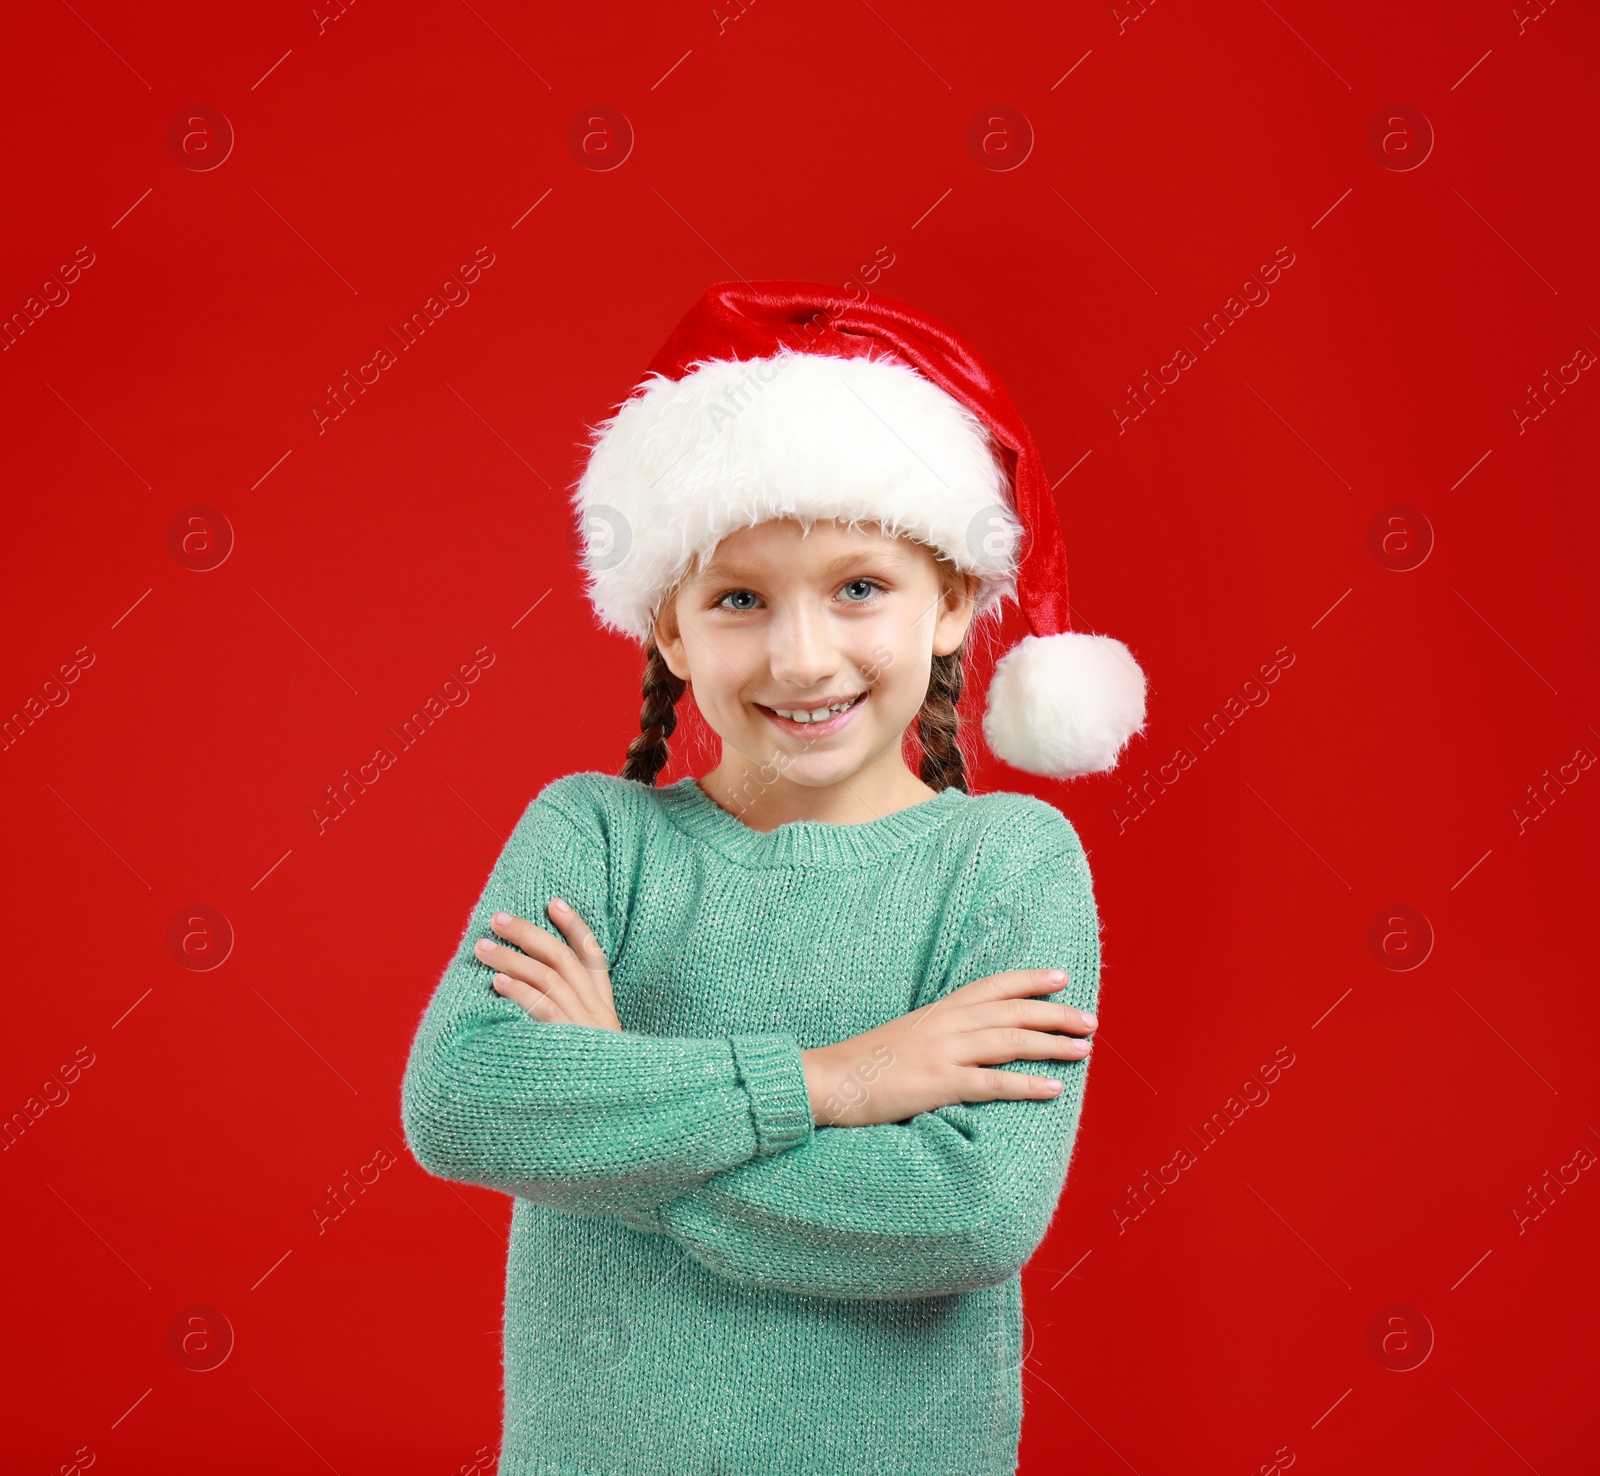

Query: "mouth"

xmin=754 ymin=690 xmax=868 ymax=739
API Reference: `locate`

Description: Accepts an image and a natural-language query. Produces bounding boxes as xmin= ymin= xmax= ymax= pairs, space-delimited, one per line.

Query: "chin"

xmin=748 ymin=746 xmax=863 ymax=789
xmin=780 ymin=757 xmax=868 ymax=789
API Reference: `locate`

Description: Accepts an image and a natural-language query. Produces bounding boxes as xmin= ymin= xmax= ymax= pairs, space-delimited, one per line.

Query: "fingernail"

xmin=492 ymin=912 xmax=510 ymax=926
xmin=1047 ymin=970 xmax=1065 ymax=982
xmin=475 ymin=938 xmax=491 ymax=953
xmin=550 ymin=898 xmax=570 ymax=914
xmin=1043 ymin=1079 xmax=1063 ymax=1091
xmin=1082 ymin=1013 xmax=1098 ymax=1029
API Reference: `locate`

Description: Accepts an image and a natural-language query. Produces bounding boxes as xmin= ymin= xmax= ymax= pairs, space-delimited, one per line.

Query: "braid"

xmin=621 ymin=641 xmax=687 ymax=787
xmin=916 ymin=645 xmax=969 ymax=793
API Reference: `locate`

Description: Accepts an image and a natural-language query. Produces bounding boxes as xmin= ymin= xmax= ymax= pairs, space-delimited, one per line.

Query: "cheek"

xmin=856 ymin=623 xmax=932 ymax=716
xmin=680 ymin=623 xmax=760 ymax=718
xmin=691 ymin=669 xmax=747 ymax=724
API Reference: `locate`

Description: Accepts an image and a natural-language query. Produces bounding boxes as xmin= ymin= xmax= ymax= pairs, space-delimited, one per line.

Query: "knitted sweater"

xmin=400 ymin=771 xmax=1103 ymax=1476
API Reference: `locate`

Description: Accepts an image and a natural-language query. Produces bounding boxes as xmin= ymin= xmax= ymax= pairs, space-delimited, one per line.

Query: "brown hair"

xmin=916 ymin=647 xmax=969 ymax=792
xmin=620 ymin=642 xmax=688 ymax=788
xmin=620 ymin=559 xmax=974 ymax=793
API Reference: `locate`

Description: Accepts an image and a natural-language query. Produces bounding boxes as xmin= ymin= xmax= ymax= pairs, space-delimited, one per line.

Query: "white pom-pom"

xmin=981 ymin=632 xmax=1147 ymax=779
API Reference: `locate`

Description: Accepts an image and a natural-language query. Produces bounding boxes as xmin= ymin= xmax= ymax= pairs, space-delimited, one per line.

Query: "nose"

xmin=766 ymin=597 xmax=839 ymax=693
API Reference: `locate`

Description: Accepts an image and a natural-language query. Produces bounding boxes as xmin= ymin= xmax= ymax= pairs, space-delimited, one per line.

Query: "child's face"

xmin=654 ymin=519 xmax=975 ymax=791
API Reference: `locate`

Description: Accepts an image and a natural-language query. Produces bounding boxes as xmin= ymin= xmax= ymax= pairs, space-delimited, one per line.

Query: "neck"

xmin=699 ymin=744 xmax=938 ymax=832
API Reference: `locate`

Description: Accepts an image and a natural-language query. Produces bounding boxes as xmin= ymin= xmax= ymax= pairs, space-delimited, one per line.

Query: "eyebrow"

xmin=698 ymin=547 xmax=908 ymax=584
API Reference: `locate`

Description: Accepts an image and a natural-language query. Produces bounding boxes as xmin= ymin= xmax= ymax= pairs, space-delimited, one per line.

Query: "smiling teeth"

xmin=771 ymin=697 xmax=859 ymax=723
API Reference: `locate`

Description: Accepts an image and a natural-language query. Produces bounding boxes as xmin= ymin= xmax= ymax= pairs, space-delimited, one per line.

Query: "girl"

xmin=401 ymin=282 xmax=1146 ymax=1476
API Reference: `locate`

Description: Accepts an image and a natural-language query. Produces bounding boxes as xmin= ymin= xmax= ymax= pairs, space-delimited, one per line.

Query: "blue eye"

xmin=716 ymin=589 xmax=761 ymax=611
xmin=838 ymin=579 xmax=883 ymax=603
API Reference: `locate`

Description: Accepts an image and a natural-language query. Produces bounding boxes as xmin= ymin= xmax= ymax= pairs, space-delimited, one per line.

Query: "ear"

xmin=651 ymin=599 xmax=691 ymax=683
xmin=930 ymin=570 xmax=979 ymax=658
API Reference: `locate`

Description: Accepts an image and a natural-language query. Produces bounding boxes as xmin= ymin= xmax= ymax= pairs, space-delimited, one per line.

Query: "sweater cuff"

xmin=729 ymin=1033 xmax=814 ymax=1159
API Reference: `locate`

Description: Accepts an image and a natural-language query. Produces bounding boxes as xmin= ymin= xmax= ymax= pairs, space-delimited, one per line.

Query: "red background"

xmin=3 ymin=1 xmax=1595 ymax=1471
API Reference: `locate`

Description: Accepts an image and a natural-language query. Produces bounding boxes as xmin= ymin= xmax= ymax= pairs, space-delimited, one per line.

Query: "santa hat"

xmin=570 ymin=280 xmax=1146 ymax=780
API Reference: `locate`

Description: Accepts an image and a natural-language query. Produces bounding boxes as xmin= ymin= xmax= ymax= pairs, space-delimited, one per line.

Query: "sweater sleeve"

xmin=400 ymin=787 xmax=814 ymax=1216
xmin=621 ymin=829 xmax=1103 ymax=1301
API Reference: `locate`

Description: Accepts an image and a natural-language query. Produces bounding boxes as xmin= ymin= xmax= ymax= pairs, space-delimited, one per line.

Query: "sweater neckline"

xmin=655 ymin=775 xmax=970 ymax=868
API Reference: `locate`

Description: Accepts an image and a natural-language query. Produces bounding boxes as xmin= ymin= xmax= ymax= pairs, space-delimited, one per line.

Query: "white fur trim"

xmin=982 ymin=632 xmax=1147 ymax=779
xmin=572 ymin=350 xmax=1021 ymax=641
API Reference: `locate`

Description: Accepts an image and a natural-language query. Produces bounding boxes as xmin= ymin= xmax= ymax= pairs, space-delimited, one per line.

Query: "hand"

xmin=801 ymin=969 xmax=1095 ymax=1127
xmin=475 ymin=899 xmax=623 ymax=1031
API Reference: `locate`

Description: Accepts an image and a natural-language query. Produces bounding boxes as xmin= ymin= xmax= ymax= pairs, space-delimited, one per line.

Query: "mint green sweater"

xmin=401 ymin=772 xmax=1102 ymax=1476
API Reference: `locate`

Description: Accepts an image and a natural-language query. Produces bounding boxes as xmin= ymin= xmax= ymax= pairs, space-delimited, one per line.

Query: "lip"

xmin=755 ymin=691 xmax=868 ymax=740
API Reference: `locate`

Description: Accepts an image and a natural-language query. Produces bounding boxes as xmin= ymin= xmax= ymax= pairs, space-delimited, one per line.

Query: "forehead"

xmin=692 ymin=518 xmax=931 ymax=580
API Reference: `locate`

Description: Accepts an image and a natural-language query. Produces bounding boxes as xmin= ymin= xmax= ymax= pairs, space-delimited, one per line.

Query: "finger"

xmin=492 ymin=972 xmax=556 ymax=1021
xmin=908 ymin=969 xmax=1071 ymax=1035
xmin=544 ymin=900 xmax=611 ymax=980
xmin=967 ymin=1025 xmax=1093 ymax=1066
xmin=956 ymin=1067 xmax=1068 ymax=1103
xmin=544 ymin=899 xmax=618 ymax=1010
xmin=962 ymin=969 xmax=1073 ymax=1003
xmin=491 ymin=908 xmax=609 ymax=1010
xmin=489 ymin=911 xmax=578 ymax=974
xmin=975 ymin=998 xmax=1098 ymax=1036
xmin=474 ymin=934 xmax=550 ymax=986
xmin=475 ymin=937 xmax=584 ymax=1017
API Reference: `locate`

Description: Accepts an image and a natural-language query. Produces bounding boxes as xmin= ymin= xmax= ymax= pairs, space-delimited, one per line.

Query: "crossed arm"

xmin=400 ymin=796 xmax=1101 ymax=1301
